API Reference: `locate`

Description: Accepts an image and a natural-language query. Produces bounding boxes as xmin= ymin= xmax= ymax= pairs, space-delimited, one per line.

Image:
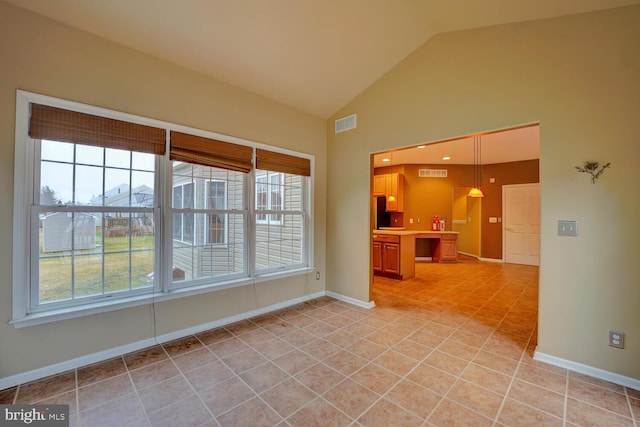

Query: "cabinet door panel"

xmin=373 ymin=241 xmax=382 ymax=272
xmin=373 ymin=175 xmax=386 ymax=196
xmin=383 ymin=243 xmax=400 ymax=274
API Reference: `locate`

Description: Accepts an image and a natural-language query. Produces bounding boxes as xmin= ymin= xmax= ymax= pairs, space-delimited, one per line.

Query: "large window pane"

xmin=35 ymin=135 xmax=156 ymax=310
xmin=37 ymin=208 xmax=155 ymax=306
xmin=171 ymin=158 xmax=246 ymax=285
xmin=255 ymin=170 xmax=305 ymax=273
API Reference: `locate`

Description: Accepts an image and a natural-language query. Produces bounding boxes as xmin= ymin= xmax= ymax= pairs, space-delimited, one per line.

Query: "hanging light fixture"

xmin=468 ymin=135 xmax=485 ymax=198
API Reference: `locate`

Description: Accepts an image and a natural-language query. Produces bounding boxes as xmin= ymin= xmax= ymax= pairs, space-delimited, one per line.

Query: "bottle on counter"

xmin=432 ymin=215 xmax=439 ymax=231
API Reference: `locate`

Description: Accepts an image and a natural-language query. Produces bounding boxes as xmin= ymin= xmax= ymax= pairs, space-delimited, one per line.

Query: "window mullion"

xmin=161 ymin=133 xmax=171 ymax=294
xmin=101 ymin=148 xmax=106 ymax=297
xmin=247 ymin=159 xmax=256 ymax=278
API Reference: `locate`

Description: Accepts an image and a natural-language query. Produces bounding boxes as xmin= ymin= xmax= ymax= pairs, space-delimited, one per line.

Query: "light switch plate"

xmin=558 ymin=220 xmax=578 ymax=236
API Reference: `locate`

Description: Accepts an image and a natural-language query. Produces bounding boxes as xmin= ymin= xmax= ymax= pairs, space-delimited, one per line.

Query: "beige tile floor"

xmin=2 ymin=258 xmax=639 ymax=426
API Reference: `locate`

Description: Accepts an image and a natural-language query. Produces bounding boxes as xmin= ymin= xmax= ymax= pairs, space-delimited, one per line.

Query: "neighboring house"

xmin=171 ymin=163 xmax=304 ymax=281
xmin=41 ymin=212 xmax=96 ymax=252
xmin=91 ymin=184 xmax=155 ymax=237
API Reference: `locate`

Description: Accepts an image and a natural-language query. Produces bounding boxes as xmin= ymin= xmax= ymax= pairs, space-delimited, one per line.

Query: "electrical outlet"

xmin=417 ymin=218 xmax=420 ymax=223
xmin=315 ymin=271 xmax=320 ymax=280
xmin=609 ymin=330 xmax=624 ymax=349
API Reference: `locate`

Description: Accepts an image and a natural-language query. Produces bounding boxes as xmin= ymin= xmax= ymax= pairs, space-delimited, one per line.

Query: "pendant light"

xmin=468 ymin=135 xmax=485 ymax=198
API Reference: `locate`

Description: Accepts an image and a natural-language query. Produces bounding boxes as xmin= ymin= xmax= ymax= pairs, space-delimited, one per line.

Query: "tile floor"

xmin=1 ymin=258 xmax=639 ymax=426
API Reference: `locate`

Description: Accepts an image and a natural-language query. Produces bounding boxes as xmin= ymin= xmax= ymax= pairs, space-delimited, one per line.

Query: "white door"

xmin=503 ymin=183 xmax=540 ymax=266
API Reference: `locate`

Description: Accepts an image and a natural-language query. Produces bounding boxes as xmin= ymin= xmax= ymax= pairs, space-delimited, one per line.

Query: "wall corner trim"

xmin=534 ymin=350 xmax=640 ymax=391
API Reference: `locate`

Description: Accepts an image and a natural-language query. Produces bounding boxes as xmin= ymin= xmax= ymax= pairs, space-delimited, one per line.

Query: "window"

xmin=254 ymin=148 xmax=310 ymax=273
xmin=12 ymin=91 xmax=312 ymax=326
xmin=254 ymin=170 xmax=305 ymax=272
xmin=170 ymin=162 xmax=245 ymax=285
xmin=35 ymin=139 xmax=157 ymax=308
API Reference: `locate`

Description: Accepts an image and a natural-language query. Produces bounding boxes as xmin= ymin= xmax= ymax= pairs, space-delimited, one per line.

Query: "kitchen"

xmin=371 ymin=126 xmax=540 ymax=280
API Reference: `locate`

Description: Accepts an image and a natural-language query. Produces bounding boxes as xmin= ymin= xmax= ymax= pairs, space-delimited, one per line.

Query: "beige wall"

xmin=328 ymin=6 xmax=640 ymax=380
xmin=0 ymin=2 xmax=326 ymax=379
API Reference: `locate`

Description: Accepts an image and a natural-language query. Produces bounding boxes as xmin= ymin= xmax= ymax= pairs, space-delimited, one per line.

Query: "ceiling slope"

xmin=6 ymin=0 xmax=640 ymax=118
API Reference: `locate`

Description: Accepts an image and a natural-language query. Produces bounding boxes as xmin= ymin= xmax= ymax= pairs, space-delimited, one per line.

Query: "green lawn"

xmin=39 ymin=230 xmax=155 ymax=303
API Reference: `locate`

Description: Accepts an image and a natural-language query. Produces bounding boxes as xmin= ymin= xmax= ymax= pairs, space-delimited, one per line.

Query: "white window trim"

xmin=11 ymin=90 xmax=315 ymax=328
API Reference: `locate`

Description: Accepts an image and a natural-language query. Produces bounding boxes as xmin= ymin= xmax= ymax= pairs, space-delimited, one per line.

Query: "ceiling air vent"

xmin=335 ymin=114 xmax=357 ymax=133
xmin=419 ymin=169 xmax=448 ymax=178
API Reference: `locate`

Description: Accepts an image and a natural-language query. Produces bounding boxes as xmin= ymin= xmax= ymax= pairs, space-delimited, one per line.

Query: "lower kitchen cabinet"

xmin=439 ymin=234 xmax=458 ymax=262
xmin=373 ymin=234 xmax=414 ymax=279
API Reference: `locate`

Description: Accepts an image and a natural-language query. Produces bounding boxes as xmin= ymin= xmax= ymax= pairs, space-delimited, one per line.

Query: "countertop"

xmin=373 ymin=229 xmax=459 ymax=236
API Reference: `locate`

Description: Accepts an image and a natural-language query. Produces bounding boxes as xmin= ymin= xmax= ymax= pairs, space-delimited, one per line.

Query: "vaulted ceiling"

xmin=7 ymin=0 xmax=639 ymax=119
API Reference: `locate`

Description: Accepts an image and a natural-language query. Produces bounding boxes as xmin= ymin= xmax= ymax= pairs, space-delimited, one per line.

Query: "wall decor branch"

xmin=575 ymin=161 xmax=611 ymax=184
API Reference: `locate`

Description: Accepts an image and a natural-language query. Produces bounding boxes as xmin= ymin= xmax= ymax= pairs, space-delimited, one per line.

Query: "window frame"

xmin=12 ymin=90 xmax=314 ymax=328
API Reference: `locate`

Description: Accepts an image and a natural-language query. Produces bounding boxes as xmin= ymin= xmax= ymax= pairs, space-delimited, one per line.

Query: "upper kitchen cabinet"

xmin=386 ymin=173 xmax=404 ymax=212
xmin=374 ymin=173 xmax=404 ymax=212
xmin=373 ymin=174 xmax=387 ymax=196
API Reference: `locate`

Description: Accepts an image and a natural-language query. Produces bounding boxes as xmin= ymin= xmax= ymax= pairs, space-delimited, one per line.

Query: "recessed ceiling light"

xmin=442 ymin=156 xmax=451 ymax=161
xmin=382 ymin=158 xmax=390 ymax=162
xmin=417 ymin=145 xmax=425 ymax=149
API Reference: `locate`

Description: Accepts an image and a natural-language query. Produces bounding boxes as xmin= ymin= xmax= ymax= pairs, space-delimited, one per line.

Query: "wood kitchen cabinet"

xmin=373 ymin=234 xmax=414 ymax=279
xmin=432 ymin=233 xmax=458 ymax=263
xmin=373 ymin=175 xmax=387 ymax=196
xmin=372 ymin=173 xmax=404 ymax=212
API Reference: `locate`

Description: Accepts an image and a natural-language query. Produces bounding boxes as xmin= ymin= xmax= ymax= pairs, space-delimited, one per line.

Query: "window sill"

xmin=11 ymin=267 xmax=314 ymax=329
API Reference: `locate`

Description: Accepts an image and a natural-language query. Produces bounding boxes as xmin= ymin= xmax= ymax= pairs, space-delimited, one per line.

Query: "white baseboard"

xmin=480 ymin=257 xmax=504 ymax=263
xmin=534 ymin=350 xmax=640 ymax=391
xmin=325 ymin=291 xmax=375 ymax=309
xmin=415 ymin=257 xmax=432 ymax=262
xmin=0 ymin=290 xmax=327 ymax=391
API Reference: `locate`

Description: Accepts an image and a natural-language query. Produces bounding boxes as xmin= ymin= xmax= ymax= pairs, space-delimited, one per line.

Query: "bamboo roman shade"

xmin=256 ymin=148 xmax=311 ymax=177
xmin=29 ymin=103 xmax=166 ymax=155
xmin=170 ymin=131 xmax=253 ymax=173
